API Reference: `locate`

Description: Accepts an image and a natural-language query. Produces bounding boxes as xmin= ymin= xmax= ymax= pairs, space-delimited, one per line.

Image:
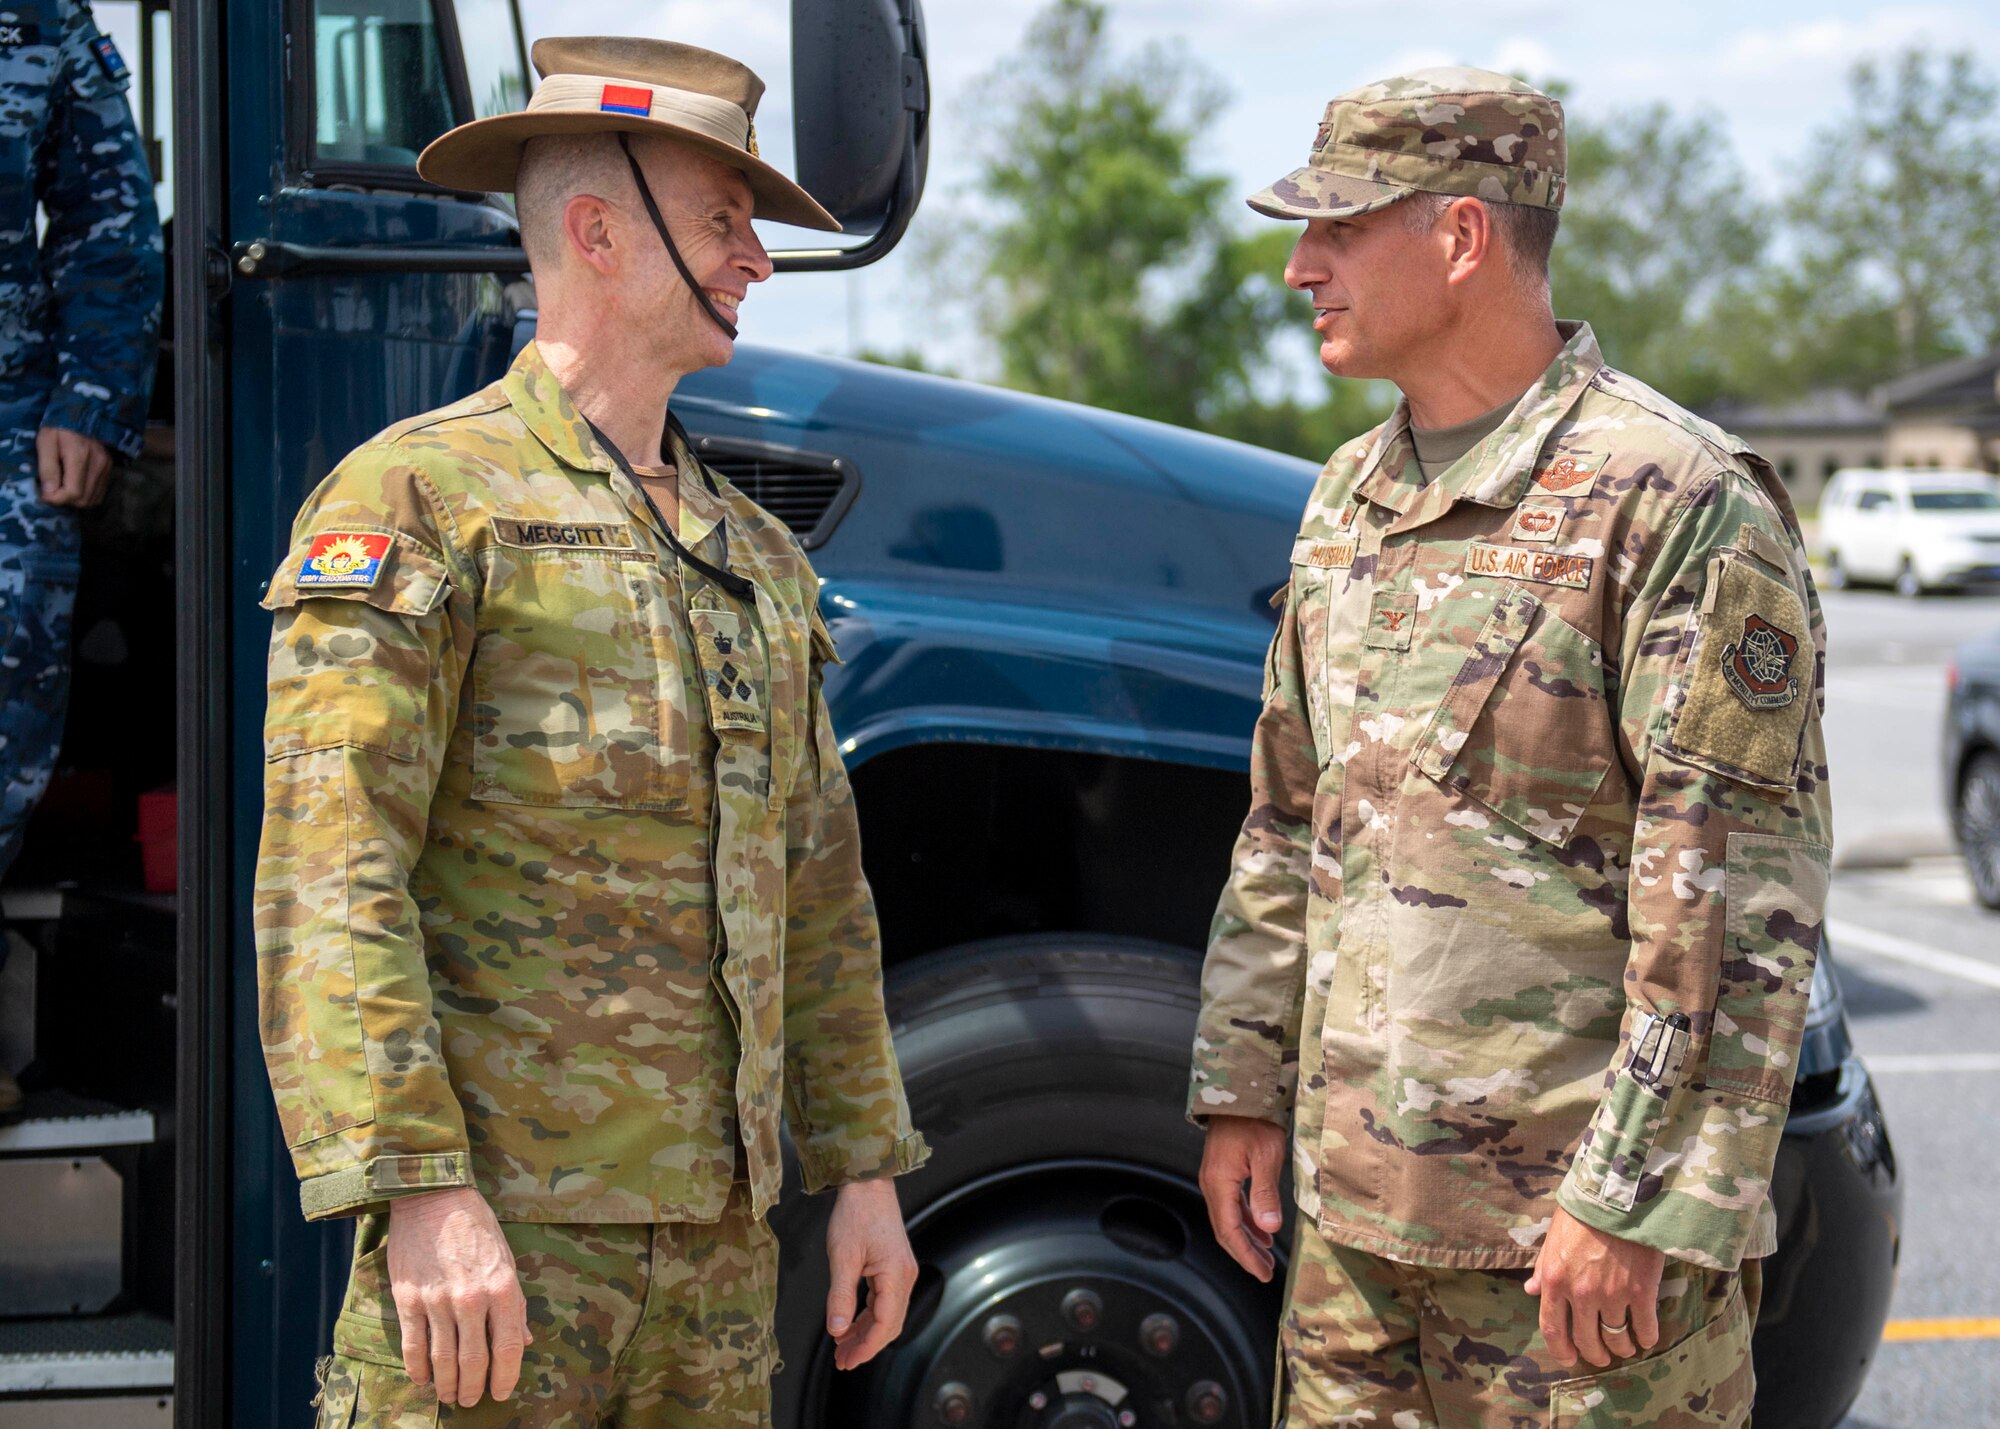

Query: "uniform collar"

xmin=503 ymin=340 xmax=613 ymax=473
xmin=1354 ymin=320 xmax=1604 ymax=517
xmin=506 ymin=340 xmax=735 ymax=552
xmin=665 ymin=418 xmax=726 ymax=549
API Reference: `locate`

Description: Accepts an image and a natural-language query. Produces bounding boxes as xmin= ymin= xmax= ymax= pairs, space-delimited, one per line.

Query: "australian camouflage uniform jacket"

xmin=1191 ymin=322 xmax=1832 ymax=1272
xmin=255 ymin=341 xmax=928 ymax=1225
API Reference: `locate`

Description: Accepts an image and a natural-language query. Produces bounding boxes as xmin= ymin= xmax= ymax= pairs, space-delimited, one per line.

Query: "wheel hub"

xmin=821 ymin=1163 xmax=1274 ymax=1429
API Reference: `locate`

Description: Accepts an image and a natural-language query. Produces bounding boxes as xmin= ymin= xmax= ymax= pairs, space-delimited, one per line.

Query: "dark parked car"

xmin=666 ymin=347 xmax=1905 ymax=1429
xmin=1946 ymin=627 xmax=2000 ymax=908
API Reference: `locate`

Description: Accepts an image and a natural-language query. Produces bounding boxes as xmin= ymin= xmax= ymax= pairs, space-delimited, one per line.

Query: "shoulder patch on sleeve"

xmin=90 ymin=34 xmax=128 ymax=84
xmin=1665 ymin=553 xmax=1812 ymax=789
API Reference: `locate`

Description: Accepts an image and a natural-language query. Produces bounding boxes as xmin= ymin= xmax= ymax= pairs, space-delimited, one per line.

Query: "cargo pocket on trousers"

xmin=312 ymin=1355 xmax=359 ymax=1428
xmin=1411 ymin=581 xmax=1616 ymax=845
xmin=1548 ymin=1274 xmax=1753 ymax=1428
xmin=314 ymin=1355 xmax=440 ymax=1429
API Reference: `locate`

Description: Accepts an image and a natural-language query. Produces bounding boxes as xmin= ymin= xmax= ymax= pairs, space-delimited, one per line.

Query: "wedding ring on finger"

xmin=1598 ymin=1316 xmax=1632 ymax=1338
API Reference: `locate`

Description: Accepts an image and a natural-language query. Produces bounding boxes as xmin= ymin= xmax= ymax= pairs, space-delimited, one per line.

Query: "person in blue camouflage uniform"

xmin=0 ymin=2 xmax=165 ymax=1120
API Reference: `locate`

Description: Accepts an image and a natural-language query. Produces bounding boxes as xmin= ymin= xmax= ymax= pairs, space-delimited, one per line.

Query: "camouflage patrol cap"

xmin=1248 ymin=67 xmax=1565 ymax=221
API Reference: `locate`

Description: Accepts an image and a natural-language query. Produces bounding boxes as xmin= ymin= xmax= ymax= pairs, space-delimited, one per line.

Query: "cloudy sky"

xmin=518 ymin=1 xmax=2000 ymax=372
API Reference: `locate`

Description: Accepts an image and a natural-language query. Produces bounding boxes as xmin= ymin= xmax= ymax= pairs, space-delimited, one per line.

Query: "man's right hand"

xmin=1197 ymin=1115 xmax=1288 ymax=1282
xmin=386 ymin=1186 xmax=531 ymax=1408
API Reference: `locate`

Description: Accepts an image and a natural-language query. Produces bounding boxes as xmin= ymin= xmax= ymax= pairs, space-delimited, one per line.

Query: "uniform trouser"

xmin=0 ymin=447 xmax=80 ymax=885
xmin=1276 ymin=1215 xmax=1760 ymax=1429
xmin=312 ymin=1184 xmax=779 ymax=1428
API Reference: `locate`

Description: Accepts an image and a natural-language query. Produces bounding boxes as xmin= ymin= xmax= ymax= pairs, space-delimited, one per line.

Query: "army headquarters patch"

xmin=1532 ymin=453 xmax=1605 ymax=495
xmin=297 ymin=532 xmax=391 ymax=588
xmin=1720 ymin=613 xmax=1799 ymax=710
xmin=492 ymin=518 xmax=639 ymax=552
xmin=1463 ymin=540 xmax=1592 ymax=590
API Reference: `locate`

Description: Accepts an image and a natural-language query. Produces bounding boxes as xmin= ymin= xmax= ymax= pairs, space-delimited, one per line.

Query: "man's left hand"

xmin=1525 ymin=1205 xmax=1665 ymax=1369
xmin=825 ymin=1178 xmax=919 ymax=1371
xmin=36 ymin=426 xmax=113 ymax=508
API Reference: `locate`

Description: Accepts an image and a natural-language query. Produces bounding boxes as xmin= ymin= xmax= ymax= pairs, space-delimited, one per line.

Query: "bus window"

xmin=312 ymin=0 xmax=458 ymax=167
xmin=453 ymin=0 xmax=528 ymax=119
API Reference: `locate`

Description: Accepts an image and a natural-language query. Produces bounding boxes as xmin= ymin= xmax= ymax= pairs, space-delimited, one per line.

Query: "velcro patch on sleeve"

xmin=1668 ymin=553 xmax=1812 ymax=789
xmin=297 ymin=532 xmax=393 ymax=588
xmin=91 ymin=34 xmax=129 ymax=83
xmin=1463 ymin=541 xmax=1592 ymax=590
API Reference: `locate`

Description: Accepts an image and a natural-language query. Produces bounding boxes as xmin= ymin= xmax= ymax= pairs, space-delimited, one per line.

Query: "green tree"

xmin=1775 ymin=48 xmax=2000 ymax=380
xmin=1549 ymin=101 xmax=1768 ymax=409
xmin=949 ymin=0 xmax=1384 ymax=455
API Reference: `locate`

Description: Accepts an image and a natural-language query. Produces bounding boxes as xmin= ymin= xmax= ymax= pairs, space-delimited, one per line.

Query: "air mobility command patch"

xmin=1531 ymin=452 xmax=1605 ymax=495
xmin=1721 ymin=614 xmax=1800 ymax=710
xmin=1667 ymin=551 xmax=1812 ymax=790
xmin=298 ymin=532 xmax=392 ymax=588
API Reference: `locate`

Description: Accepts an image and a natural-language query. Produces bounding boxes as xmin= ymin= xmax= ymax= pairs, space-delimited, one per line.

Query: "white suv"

xmin=1817 ymin=468 xmax=2000 ymax=595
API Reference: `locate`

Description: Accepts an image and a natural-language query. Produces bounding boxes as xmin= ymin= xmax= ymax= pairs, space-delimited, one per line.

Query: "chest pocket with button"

xmin=1289 ymin=532 xmax=1370 ymax=766
xmin=1410 ymin=581 xmax=1618 ymax=845
xmin=469 ymin=545 xmax=686 ymax=810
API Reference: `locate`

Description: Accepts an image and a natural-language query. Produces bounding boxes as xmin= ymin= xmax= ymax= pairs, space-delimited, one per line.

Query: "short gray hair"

xmin=1400 ymin=191 xmax=1558 ymax=299
xmin=514 ymin=133 xmax=636 ymax=270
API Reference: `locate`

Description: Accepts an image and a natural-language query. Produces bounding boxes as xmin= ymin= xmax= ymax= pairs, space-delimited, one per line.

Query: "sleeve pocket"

xmin=262 ymin=534 xmax=452 ymax=762
xmin=1709 ymin=833 xmax=1830 ymax=1104
xmin=261 ymin=532 xmax=450 ymax=617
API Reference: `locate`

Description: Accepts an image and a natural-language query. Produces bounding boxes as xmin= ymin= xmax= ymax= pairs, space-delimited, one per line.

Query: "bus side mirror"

xmin=780 ymin=0 xmax=928 ymax=271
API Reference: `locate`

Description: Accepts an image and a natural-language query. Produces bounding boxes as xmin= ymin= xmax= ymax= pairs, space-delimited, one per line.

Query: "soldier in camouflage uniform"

xmin=0 ymin=2 xmax=162 ymax=1120
xmin=256 ymin=38 xmax=926 ymax=1427
xmin=1189 ymin=70 xmax=1829 ymax=1427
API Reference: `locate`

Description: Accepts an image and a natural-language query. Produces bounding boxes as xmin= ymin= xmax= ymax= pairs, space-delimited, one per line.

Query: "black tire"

xmin=771 ymin=935 xmax=1285 ymax=1429
xmin=1822 ymin=550 xmax=1848 ymax=591
xmin=1960 ymin=750 xmax=2000 ymax=909
xmin=1894 ymin=556 xmax=1923 ymax=599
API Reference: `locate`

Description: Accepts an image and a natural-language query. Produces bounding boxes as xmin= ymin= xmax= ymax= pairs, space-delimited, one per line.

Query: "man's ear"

xmin=562 ymin=193 xmax=619 ymax=276
xmin=1442 ymin=197 xmax=1494 ymax=287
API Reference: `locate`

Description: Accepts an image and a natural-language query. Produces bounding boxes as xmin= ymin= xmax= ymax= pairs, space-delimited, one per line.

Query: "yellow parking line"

xmin=1882 ymin=1318 xmax=2000 ymax=1342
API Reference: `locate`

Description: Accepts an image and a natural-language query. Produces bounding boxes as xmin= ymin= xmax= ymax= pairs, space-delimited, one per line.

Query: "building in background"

xmin=1703 ymin=389 xmax=1885 ymax=512
xmin=1878 ymin=349 xmax=2000 ymax=475
xmin=1704 ymin=347 xmax=2000 ymax=511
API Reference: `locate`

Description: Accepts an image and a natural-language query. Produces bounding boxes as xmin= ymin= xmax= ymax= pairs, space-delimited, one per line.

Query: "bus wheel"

xmin=771 ymin=935 xmax=1285 ymax=1429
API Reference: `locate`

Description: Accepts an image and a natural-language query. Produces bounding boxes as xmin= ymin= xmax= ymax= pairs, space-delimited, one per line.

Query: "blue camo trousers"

xmin=0 ymin=430 xmax=80 ymax=883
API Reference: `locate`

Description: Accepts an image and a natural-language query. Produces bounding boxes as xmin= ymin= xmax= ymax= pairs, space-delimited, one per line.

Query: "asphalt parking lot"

xmin=1818 ymin=588 xmax=2000 ymax=1429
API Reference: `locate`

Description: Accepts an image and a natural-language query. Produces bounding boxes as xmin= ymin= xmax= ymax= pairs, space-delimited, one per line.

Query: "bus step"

xmin=0 ymin=1313 xmax=172 ymax=1392
xmin=0 ymin=1091 xmax=155 ymax=1154
xmin=0 ymin=1397 xmax=172 ymax=1426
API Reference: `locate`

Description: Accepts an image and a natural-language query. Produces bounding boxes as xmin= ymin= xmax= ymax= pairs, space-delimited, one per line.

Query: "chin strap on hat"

xmin=617 ymin=132 xmax=739 ymax=341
